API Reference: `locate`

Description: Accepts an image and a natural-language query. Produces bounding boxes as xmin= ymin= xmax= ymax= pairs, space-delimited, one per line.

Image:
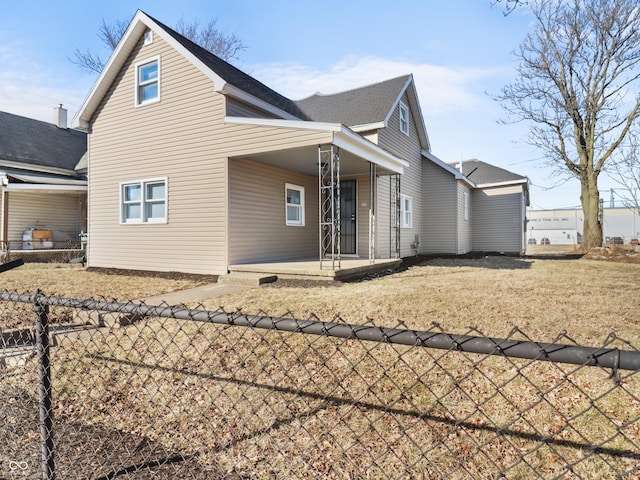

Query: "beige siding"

xmin=472 ymin=185 xmax=525 ymax=253
xmin=6 ymin=192 xmax=84 ymax=242
xmin=228 ymin=158 xmax=318 ymax=264
xmin=456 ymin=183 xmax=473 ymax=254
xmin=88 ymin=32 xmax=228 ymax=274
xmin=375 ymin=175 xmax=392 ymax=258
xmin=355 ymin=175 xmax=374 ymax=258
xmin=223 ymin=124 xmax=332 ymax=157
xmin=421 ymin=161 xmax=458 ymax=253
xmin=377 ymin=92 xmax=424 ymax=257
xmin=226 ymin=98 xmax=278 ymax=119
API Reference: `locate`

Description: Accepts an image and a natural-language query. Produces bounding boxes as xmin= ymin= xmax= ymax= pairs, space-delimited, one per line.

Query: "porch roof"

xmin=2 ymin=169 xmax=87 ymax=193
xmin=224 ymin=117 xmax=409 ymax=175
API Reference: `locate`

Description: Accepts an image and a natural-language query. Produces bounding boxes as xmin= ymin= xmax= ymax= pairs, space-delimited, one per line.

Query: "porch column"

xmin=318 ymin=145 xmax=340 ymax=270
xmin=1 ymin=187 xmax=8 ymax=247
xmin=369 ymin=163 xmax=376 ymax=264
xmin=389 ymin=174 xmax=400 ymax=259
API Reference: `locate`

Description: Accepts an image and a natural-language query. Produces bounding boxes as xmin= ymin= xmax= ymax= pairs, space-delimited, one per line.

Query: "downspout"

xmin=1 ymin=175 xmax=9 ymax=258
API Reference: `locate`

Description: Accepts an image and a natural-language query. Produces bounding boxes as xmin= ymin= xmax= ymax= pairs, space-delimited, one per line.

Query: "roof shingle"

xmin=294 ymin=75 xmax=411 ymax=127
xmin=455 ymin=159 xmax=527 ymax=186
xmin=0 ymin=111 xmax=87 ymax=172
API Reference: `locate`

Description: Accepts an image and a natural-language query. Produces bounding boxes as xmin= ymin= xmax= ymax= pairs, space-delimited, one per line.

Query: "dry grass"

xmin=2 ymin=255 xmax=638 ymax=343
xmin=0 ymin=263 xmax=209 ymax=299
xmin=204 ymin=256 xmax=640 ymax=346
xmin=2 ymin=255 xmax=639 ymax=478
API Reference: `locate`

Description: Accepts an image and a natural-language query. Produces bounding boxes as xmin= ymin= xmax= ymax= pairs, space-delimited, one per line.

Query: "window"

xmin=121 ymin=178 xmax=167 ymax=224
xmin=135 ymin=57 xmax=160 ymax=106
xmin=400 ymin=194 xmax=413 ymax=228
xmin=143 ymin=30 xmax=153 ymax=45
xmin=285 ymin=183 xmax=305 ymax=226
xmin=463 ymin=192 xmax=469 ymax=221
xmin=399 ymin=101 xmax=410 ymax=136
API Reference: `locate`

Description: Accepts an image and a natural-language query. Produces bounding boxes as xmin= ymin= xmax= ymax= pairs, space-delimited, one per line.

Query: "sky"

xmin=0 ymin=0 xmax=626 ymax=210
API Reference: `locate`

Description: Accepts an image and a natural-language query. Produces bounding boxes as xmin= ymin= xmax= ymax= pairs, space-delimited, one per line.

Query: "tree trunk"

xmin=580 ymin=176 xmax=602 ymax=250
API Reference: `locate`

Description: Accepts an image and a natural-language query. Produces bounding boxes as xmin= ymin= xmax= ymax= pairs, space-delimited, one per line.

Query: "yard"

xmin=3 ymin=252 xmax=637 ymax=345
xmin=1 ymin=252 xmax=639 ymax=478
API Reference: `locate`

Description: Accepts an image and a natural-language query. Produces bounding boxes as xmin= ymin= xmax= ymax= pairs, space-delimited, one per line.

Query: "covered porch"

xmin=225 ymin=117 xmax=408 ymax=272
xmin=1 ymin=170 xmax=87 ymax=262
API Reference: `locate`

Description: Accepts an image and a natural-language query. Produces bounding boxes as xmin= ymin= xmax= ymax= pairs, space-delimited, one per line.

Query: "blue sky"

xmin=0 ymin=0 xmax=622 ymax=209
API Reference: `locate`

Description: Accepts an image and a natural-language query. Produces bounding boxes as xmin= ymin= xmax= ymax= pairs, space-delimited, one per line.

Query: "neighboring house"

xmin=0 ymin=109 xmax=87 ymax=258
xmin=73 ymin=10 xmax=528 ymax=277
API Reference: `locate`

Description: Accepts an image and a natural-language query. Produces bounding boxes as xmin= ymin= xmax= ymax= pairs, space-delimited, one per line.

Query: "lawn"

xmin=2 ymin=254 xmax=639 ymax=478
xmin=206 ymin=254 xmax=640 ymax=346
xmin=2 ymin=255 xmax=639 ymax=345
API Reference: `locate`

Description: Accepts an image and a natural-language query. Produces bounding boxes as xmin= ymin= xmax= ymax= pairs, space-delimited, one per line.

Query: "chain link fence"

xmin=1 ymin=291 xmax=639 ymax=479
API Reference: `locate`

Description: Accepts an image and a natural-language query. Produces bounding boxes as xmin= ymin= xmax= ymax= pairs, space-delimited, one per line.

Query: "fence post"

xmin=34 ymin=291 xmax=55 ymax=480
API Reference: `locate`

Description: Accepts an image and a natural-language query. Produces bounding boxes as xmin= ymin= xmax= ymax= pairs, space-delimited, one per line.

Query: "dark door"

xmin=340 ymin=180 xmax=357 ymax=254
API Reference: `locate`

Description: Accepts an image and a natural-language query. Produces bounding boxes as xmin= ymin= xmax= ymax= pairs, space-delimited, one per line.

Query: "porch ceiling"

xmin=224 ymin=117 xmax=408 ymax=176
xmin=231 ymin=145 xmax=396 ymax=177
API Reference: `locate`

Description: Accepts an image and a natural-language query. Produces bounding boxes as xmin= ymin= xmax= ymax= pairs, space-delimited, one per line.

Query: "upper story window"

xmin=285 ymin=183 xmax=305 ymax=226
xmin=399 ymin=101 xmax=410 ymax=136
xmin=400 ymin=194 xmax=413 ymax=228
xmin=135 ymin=57 xmax=160 ymax=106
xmin=121 ymin=177 xmax=167 ymax=224
xmin=143 ymin=30 xmax=154 ymax=45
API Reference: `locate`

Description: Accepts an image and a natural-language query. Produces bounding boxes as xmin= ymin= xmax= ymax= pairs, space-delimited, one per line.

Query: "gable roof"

xmin=148 ymin=14 xmax=307 ymax=120
xmin=73 ymin=10 xmax=431 ymax=153
xmin=295 ymin=75 xmax=431 ymax=150
xmin=74 ymin=10 xmax=306 ymax=129
xmin=0 ymin=111 xmax=86 ymax=175
xmin=455 ymin=159 xmax=528 ymax=187
xmin=295 ymin=76 xmax=410 ymax=126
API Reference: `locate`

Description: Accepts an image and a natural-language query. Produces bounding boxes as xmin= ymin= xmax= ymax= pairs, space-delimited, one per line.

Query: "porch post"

xmin=1 ymin=186 xmax=8 ymax=248
xmin=389 ymin=174 xmax=400 ymax=259
xmin=318 ymin=145 xmax=341 ymax=270
xmin=369 ymin=163 xmax=376 ymax=264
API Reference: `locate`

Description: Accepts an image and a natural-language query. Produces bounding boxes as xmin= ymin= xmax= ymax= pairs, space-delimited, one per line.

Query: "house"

xmin=73 ymin=10 xmax=528 ymax=278
xmin=0 ymin=109 xmax=87 ymax=260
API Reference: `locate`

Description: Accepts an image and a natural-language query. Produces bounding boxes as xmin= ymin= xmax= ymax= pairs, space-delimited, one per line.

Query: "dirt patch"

xmin=582 ymin=246 xmax=640 ymax=264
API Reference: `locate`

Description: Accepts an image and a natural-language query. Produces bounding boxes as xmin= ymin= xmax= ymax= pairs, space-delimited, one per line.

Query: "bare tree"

xmin=492 ymin=0 xmax=528 ymax=15
xmin=495 ymin=0 xmax=640 ymax=250
xmin=610 ymin=131 xmax=640 ymax=212
xmin=71 ymin=15 xmax=246 ymax=74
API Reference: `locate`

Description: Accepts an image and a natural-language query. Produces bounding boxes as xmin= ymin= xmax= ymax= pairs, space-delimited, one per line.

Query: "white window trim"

xmin=120 ymin=177 xmax=168 ymax=225
xmin=285 ymin=183 xmax=305 ymax=227
xmin=400 ymin=194 xmax=413 ymax=228
xmin=463 ymin=191 xmax=469 ymax=221
xmin=134 ymin=56 xmax=161 ymax=107
xmin=399 ymin=101 xmax=410 ymax=136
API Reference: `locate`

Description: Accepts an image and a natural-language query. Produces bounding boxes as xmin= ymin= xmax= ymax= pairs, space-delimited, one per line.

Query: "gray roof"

xmin=456 ymin=159 xmax=527 ymax=186
xmin=0 ymin=111 xmax=87 ymax=173
xmin=294 ymin=75 xmax=411 ymax=127
xmin=148 ymin=13 xmax=308 ymax=120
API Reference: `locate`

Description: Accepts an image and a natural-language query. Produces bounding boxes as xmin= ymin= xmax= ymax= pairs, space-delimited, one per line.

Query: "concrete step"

xmin=218 ymin=272 xmax=277 ymax=286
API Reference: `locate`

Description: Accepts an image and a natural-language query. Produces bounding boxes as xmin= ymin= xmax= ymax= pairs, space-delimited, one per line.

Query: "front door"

xmin=340 ymin=180 xmax=357 ymax=255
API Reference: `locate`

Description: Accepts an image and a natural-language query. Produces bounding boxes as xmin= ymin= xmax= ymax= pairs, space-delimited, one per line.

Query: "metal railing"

xmin=1 ymin=240 xmax=84 ymax=263
xmin=1 ymin=292 xmax=639 ymax=479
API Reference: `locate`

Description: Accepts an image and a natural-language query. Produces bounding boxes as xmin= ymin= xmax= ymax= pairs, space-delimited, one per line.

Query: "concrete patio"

xmin=226 ymin=258 xmax=402 ymax=282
